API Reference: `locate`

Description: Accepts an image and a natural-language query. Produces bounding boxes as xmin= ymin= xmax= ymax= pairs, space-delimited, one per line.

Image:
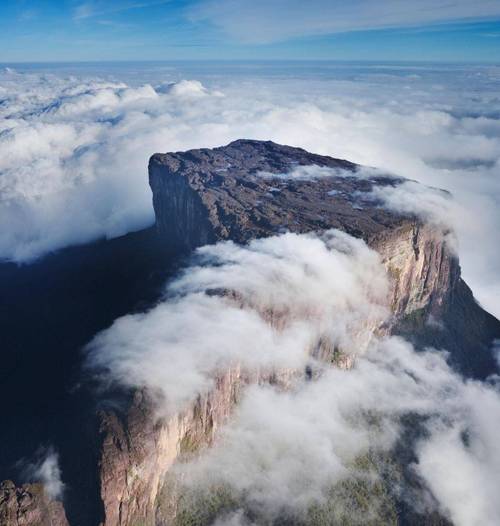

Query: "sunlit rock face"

xmin=0 ymin=481 xmax=69 ymax=526
xmin=84 ymin=140 xmax=500 ymax=526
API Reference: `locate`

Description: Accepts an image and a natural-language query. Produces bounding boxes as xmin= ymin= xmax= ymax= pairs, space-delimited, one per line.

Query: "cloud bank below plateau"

xmin=0 ymin=65 xmax=499 ymax=317
xmin=86 ymin=229 xmax=500 ymax=526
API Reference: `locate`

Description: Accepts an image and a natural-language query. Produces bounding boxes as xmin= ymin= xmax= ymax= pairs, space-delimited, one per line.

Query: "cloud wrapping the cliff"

xmin=86 ymin=229 xmax=389 ymax=410
xmin=181 ymin=337 xmax=500 ymax=526
xmin=364 ymin=180 xmax=454 ymax=226
xmin=86 ymin=226 xmax=500 ymax=524
xmin=0 ymin=65 xmax=499 ymax=316
xmin=18 ymin=447 xmax=64 ymax=500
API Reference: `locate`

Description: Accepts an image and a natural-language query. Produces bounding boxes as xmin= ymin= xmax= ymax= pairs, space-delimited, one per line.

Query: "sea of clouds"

xmin=0 ymin=62 xmax=499 ymax=316
xmin=1 ymin=59 xmax=499 ymax=526
xmin=2 ymin=63 xmax=500 ymax=520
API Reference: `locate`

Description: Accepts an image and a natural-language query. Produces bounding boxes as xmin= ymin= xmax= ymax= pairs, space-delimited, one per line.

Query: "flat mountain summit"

xmin=149 ymin=139 xmax=408 ymax=249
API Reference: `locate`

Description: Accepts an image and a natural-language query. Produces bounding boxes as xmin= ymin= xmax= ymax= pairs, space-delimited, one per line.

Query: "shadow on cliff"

xmin=0 ymin=227 xmax=177 ymax=526
xmin=394 ymin=278 xmax=500 ymax=379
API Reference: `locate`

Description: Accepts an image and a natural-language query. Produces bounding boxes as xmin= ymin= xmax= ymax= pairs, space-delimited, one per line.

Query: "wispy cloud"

xmin=18 ymin=9 xmax=38 ymax=22
xmin=97 ymin=19 xmax=136 ymax=29
xmin=17 ymin=447 xmax=64 ymax=500
xmin=73 ymin=0 xmax=169 ymax=20
xmin=189 ymin=0 xmax=500 ymax=43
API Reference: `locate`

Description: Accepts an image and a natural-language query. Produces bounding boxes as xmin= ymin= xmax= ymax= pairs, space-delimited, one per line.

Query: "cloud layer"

xmin=86 ymin=230 xmax=389 ymax=410
xmin=0 ymin=64 xmax=498 ymax=317
xmin=182 ymin=338 xmax=500 ymax=526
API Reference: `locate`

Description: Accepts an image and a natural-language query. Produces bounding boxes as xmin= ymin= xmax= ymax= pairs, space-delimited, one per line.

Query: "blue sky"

xmin=1 ymin=0 xmax=500 ymax=62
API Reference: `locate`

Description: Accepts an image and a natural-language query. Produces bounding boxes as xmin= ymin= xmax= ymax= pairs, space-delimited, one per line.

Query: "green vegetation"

xmin=179 ymin=433 xmax=203 ymax=456
xmin=173 ymin=485 xmax=238 ymax=526
xmin=157 ymin=451 xmax=399 ymax=526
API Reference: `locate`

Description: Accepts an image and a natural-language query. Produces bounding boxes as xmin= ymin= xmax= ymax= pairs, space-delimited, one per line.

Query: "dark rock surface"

xmin=149 ymin=139 xmax=407 ymax=250
xmin=150 ymin=139 xmax=500 ymax=378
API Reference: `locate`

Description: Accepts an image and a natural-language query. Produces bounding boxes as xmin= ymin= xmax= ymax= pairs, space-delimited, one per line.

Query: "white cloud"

xmin=0 ymin=65 xmax=499 ymax=317
xmin=86 ymin=229 xmax=389 ymax=411
xmin=181 ymin=337 xmax=500 ymax=525
xmin=18 ymin=447 xmax=64 ymax=500
xmin=73 ymin=0 xmax=169 ymax=20
xmin=359 ymin=180 xmax=460 ymax=251
xmin=257 ymin=164 xmax=354 ymax=181
xmin=155 ymin=79 xmax=212 ymax=97
xmin=364 ymin=180 xmax=454 ymax=226
xmin=189 ymin=0 xmax=500 ymax=43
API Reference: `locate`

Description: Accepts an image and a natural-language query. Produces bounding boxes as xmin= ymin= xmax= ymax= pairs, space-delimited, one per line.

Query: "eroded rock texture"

xmin=0 ymin=480 xmax=68 ymax=526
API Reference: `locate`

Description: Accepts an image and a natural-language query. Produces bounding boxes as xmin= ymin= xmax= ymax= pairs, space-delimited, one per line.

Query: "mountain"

xmin=1 ymin=140 xmax=498 ymax=526
xmin=149 ymin=140 xmax=498 ymax=378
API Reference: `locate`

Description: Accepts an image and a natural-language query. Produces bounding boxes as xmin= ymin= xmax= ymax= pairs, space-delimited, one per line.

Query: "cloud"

xmin=188 ymin=0 xmax=500 ymax=44
xmin=86 ymin=229 xmax=389 ymax=411
xmin=180 ymin=337 xmax=500 ymax=525
xmin=364 ymin=180 xmax=454 ymax=226
xmin=73 ymin=1 xmax=169 ymax=20
xmin=74 ymin=3 xmax=95 ymax=20
xmin=0 ymin=65 xmax=499 ymax=318
xmin=155 ymin=79 xmax=211 ymax=97
xmin=85 ymin=225 xmax=500 ymax=524
xmin=256 ymin=164 xmax=353 ymax=181
xmin=17 ymin=447 xmax=64 ymax=500
xmin=358 ymin=180 xmax=459 ymax=251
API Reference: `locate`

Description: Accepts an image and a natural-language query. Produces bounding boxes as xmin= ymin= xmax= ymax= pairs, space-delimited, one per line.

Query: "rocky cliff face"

xmin=149 ymin=140 xmax=498 ymax=376
xmin=148 ymin=140 xmax=453 ymax=322
xmin=87 ymin=140 xmax=500 ymax=526
xmin=98 ymin=365 xmax=301 ymax=526
xmin=0 ymin=481 xmax=68 ymax=526
xmin=4 ymin=140 xmax=497 ymax=526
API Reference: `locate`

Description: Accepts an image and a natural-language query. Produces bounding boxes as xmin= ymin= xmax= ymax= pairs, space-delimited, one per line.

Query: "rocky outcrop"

xmin=98 ymin=365 xmax=300 ymax=526
xmin=148 ymin=140 xmax=455 ymax=323
xmin=0 ymin=480 xmax=68 ymax=526
xmin=149 ymin=139 xmax=404 ymax=249
xmin=149 ymin=140 xmax=498 ymax=377
xmin=69 ymin=140 xmax=500 ymax=526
